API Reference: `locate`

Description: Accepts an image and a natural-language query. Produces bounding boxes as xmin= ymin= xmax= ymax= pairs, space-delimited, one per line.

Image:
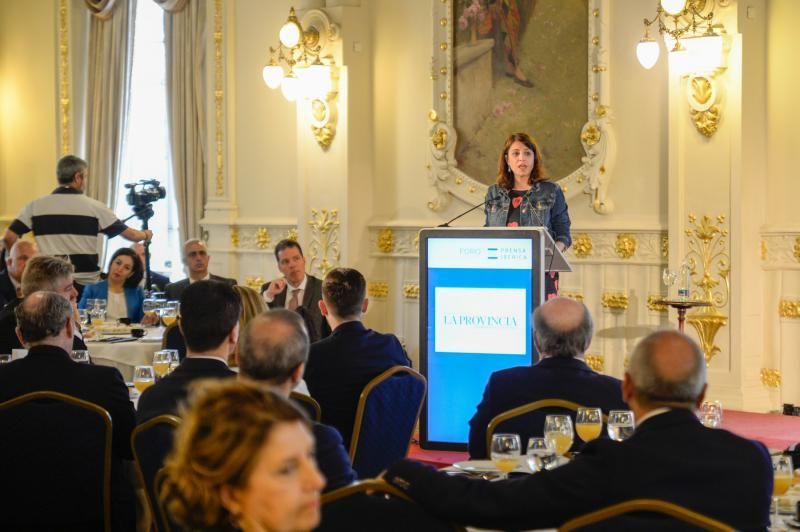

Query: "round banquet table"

xmin=87 ymin=327 xmax=165 ymax=381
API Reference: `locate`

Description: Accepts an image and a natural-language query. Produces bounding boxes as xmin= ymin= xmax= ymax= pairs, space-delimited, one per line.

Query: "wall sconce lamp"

xmin=263 ymin=7 xmax=340 ymax=149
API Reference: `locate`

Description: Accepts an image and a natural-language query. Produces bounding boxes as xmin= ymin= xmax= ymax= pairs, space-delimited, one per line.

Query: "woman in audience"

xmin=160 ymin=378 xmax=325 ymax=532
xmin=230 ymin=285 xmax=267 ymax=366
xmin=78 ymin=247 xmax=155 ymax=323
xmin=484 ymin=132 xmax=572 ymax=299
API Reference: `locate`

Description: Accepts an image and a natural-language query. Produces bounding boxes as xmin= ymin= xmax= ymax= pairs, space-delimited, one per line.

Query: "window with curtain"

xmin=107 ymin=0 xmax=182 ymax=282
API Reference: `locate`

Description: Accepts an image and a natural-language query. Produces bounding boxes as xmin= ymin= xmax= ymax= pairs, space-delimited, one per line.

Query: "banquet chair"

xmin=485 ymin=398 xmax=607 ymax=455
xmin=349 ymin=366 xmax=426 ymax=478
xmin=153 ymin=467 xmax=183 ymax=532
xmin=162 ymin=319 xmax=187 ymax=361
xmin=291 ymin=391 xmax=322 ymax=422
xmin=132 ymin=414 xmax=181 ymax=532
xmin=558 ymin=498 xmax=735 ymax=531
xmin=0 ymin=391 xmax=113 ymax=532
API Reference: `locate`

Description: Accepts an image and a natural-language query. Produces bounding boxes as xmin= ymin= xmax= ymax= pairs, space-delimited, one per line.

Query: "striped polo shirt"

xmin=9 ymin=187 xmax=128 ymax=285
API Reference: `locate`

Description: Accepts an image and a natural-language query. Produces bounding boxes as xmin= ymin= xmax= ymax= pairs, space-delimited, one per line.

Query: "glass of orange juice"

xmin=160 ymin=301 xmax=179 ymax=327
xmin=576 ymin=407 xmax=602 ymax=443
xmin=773 ymin=455 xmax=793 ymax=524
xmin=544 ymin=415 xmax=574 ymax=456
xmin=490 ymin=433 xmax=521 ymax=479
xmin=133 ymin=365 xmax=155 ymax=394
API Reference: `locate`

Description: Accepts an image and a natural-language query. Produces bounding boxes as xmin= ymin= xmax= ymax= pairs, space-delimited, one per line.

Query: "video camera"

xmin=125 ymin=179 xmax=166 ymax=210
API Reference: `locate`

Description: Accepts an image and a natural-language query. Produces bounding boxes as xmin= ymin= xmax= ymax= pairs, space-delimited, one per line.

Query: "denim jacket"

xmin=483 ymin=181 xmax=572 ymax=248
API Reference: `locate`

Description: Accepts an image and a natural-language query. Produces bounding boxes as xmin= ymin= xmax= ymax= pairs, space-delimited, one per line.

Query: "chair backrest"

xmin=558 ymin=498 xmax=735 ymax=531
xmin=0 ymin=391 xmax=113 ymax=532
xmin=132 ymin=415 xmax=181 ymax=532
xmin=154 ymin=467 xmax=184 ymax=532
xmin=485 ymin=398 xmax=608 ymax=454
xmin=291 ymin=391 xmax=322 ymax=422
xmin=322 ymin=479 xmax=412 ymax=504
xmin=349 ymin=366 xmax=427 ymax=478
xmin=162 ymin=320 xmax=186 ymax=361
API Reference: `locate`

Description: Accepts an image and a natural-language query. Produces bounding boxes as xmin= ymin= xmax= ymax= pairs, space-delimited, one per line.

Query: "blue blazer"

xmin=78 ymin=280 xmax=145 ymax=322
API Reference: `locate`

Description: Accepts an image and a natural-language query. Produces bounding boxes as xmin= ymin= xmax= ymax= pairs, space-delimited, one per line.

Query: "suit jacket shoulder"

xmin=313 ymin=422 xmax=357 ymax=491
xmin=0 ymin=270 xmax=16 ymax=308
xmin=210 ymin=274 xmax=237 ymax=286
xmin=164 ymin=278 xmax=189 ymax=301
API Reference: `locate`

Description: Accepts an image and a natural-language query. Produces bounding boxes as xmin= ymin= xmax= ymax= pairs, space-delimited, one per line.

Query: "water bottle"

xmin=677 ymin=262 xmax=690 ymax=300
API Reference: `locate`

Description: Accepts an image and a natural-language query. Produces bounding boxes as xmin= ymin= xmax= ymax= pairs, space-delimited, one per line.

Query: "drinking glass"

xmin=526 ymin=437 xmax=557 ymax=473
xmin=662 ymin=268 xmax=677 ymax=297
xmin=0 ymin=354 xmax=12 ymax=364
xmin=152 ymin=350 xmax=172 ymax=378
xmin=89 ymin=299 xmax=107 ymax=327
xmin=133 ymin=365 xmax=156 ymax=394
xmin=142 ymin=298 xmax=160 ymax=325
xmin=70 ymin=350 xmax=90 ymax=364
xmin=78 ymin=309 xmax=90 ymax=329
xmin=701 ymin=400 xmax=724 ymax=423
xmin=607 ymin=410 xmax=635 ymax=441
xmin=575 ymin=407 xmax=603 ymax=443
xmin=490 ymin=433 xmax=521 ymax=479
xmin=160 ymin=301 xmax=179 ymax=327
xmin=773 ymin=455 xmax=793 ymax=526
xmin=544 ymin=415 xmax=574 ymax=456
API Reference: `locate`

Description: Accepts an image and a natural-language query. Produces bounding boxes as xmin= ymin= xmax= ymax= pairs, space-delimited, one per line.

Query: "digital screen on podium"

xmin=419 ymin=228 xmax=543 ymax=450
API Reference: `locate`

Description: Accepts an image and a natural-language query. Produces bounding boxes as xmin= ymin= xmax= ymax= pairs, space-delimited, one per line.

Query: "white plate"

xmin=452 ymin=459 xmax=530 ymax=474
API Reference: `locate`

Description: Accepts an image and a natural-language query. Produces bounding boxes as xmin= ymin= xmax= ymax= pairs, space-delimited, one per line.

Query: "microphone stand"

xmin=437 ymin=200 xmax=487 ymax=227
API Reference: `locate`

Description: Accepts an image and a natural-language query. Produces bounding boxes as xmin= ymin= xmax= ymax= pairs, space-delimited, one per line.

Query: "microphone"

xmin=437 ymin=200 xmax=487 ymax=227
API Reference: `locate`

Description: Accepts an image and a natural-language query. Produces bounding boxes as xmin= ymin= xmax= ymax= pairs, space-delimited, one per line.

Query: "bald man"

xmin=384 ymin=330 xmax=772 ymax=530
xmin=467 ymin=297 xmax=627 ymax=458
xmin=0 ymin=240 xmax=37 ymax=308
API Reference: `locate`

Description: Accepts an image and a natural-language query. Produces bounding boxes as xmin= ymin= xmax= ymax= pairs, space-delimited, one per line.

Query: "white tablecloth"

xmin=87 ymin=327 xmax=165 ymax=381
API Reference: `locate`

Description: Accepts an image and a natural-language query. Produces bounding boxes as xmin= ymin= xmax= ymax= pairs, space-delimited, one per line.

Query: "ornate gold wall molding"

xmin=561 ymin=291 xmax=584 ymax=302
xmin=255 ymin=228 xmax=271 ymax=249
xmin=58 ymin=0 xmax=72 ymax=155
xmin=614 ymin=234 xmax=636 ymax=259
xmin=377 ymin=228 xmax=395 ymax=253
xmin=229 ymin=225 xmax=239 ymax=248
xmin=244 ymin=276 xmax=264 ymax=290
xmin=760 ymin=368 xmax=781 ymax=389
xmin=216 ymin=223 xmax=300 ymax=252
xmin=647 ymin=295 xmax=668 ymax=312
xmin=759 ymin=231 xmax=800 ymax=270
xmin=214 ymin=0 xmax=225 ymax=196
xmin=686 ymin=75 xmax=721 ymax=138
xmin=779 ymin=300 xmax=800 ymax=319
xmin=308 ymin=209 xmax=340 ymax=277
xmin=287 ymin=228 xmax=299 ymax=242
xmin=368 ymin=281 xmax=389 ymax=299
xmin=601 ymin=292 xmax=629 ymax=311
xmin=572 ymin=234 xmax=593 ymax=258
xmin=369 ymin=226 xmax=423 ymax=258
xmin=585 ymin=354 xmax=604 ymax=373
xmin=403 ymin=283 xmax=420 ymax=300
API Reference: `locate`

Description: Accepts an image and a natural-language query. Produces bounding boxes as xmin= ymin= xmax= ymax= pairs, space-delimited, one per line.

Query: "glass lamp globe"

xmin=636 ymin=39 xmax=660 ymax=69
xmin=306 ymin=63 xmax=332 ymax=99
xmin=660 ymin=0 xmax=687 ymax=16
xmin=281 ymin=73 xmax=300 ymax=101
xmin=262 ymin=64 xmax=284 ymax=89
xmin=279 ymin=9 xmax=303 ymax=48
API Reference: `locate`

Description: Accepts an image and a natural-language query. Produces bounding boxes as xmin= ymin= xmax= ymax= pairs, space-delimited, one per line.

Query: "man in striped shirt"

xmin=2 ymin=155 xmax=153 ymax=292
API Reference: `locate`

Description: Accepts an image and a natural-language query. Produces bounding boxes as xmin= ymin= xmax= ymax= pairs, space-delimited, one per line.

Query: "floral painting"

xmin=453 ymin=0 xmax=588 ymax=185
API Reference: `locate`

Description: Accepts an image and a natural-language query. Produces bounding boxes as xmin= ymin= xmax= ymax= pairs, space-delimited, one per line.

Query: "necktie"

xmin=288 ymin=288 xmax=301 ymax=311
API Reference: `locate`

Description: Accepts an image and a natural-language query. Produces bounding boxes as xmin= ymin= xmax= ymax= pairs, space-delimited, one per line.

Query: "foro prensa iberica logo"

xmin=442 ymin=314 xmax=519 ymax=328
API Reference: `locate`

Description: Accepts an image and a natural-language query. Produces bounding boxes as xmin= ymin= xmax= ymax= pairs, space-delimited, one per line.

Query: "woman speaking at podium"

xmin=484 ymin=132 xmax=571 ymax=299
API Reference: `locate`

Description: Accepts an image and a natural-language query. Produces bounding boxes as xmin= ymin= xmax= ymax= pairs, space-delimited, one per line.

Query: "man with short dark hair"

xmin=238 ymin=309 xmax=356 ymax=491
xmin=261 ymin=239 xmax=326 ymax=341
xmin=304 ymin=267 xmax=410 ymax=448
xmin=384 ymin=330 xmax=772 ymax=530
xmin=467 ymin=296 xmax=627 ymax=458
xmin=0 ymin=240 xmax=37 ymax=308
xmin=0 ymin=291 xmax=137 ymax=530
xmin=2 ymin=155 xmax=153 ymax=291
xmin=164 ymin=239 xmax=236 ymax=301
xmin=137 ymin=280 xmax=240 ymax=422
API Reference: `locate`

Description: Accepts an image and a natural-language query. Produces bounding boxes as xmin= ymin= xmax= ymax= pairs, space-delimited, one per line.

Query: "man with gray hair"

xmin=0 ymin=291 xmax=136 ymax=530
xmin=383 ymin=330 xmax=772 ymax=530
xmin=238 ymin=309 xmax=356 ymax=492
xmin=468 ymin=296 xmax=628 ymax=458
xmin=0 ymin=240 xmax=38 ymax=307
xmin=164 ymin=238 xmax=236 ymax=301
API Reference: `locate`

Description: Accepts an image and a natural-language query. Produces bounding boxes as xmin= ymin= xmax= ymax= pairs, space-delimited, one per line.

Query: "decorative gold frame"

xmin=428 ymin=0 xmax=614 ymax=214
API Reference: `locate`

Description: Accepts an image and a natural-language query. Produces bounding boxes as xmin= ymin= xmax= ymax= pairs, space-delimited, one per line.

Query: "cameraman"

xmin=2 ymin=155 xmax=153 ymax=297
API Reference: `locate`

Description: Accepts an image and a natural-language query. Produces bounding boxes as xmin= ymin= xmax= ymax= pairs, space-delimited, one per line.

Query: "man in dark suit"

xmin=238 ymin=309 xmax=357 ymax=492
xmin=0 ymin=255 xmax=88 ymax=355
xmin=131 ymin=242 xmax=170 ymax=291
xmin=305 ymin=267 xmax=410 ymax=449
xmin=261 ymin=239 xmax=327 ymax=342
xmin=0 ymin=291 xmax=137 ymax=531
xmin=468 ymin=297 xmax=628 ymax=458
xmin=0 ymin=240 xmax=37 ymax=308
xmin=384 ymin=330 xmax=773 ymax=531
xmin=137 ymin=280 xmax=240 ymax=423
xmin=163 ymin=239 xmax=236 ymax=301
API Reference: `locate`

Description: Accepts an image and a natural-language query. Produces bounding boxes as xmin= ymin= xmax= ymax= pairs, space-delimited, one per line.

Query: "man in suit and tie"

xmin=304 ymin=267 xmax=410 ymax=449
xmin=0 ymin=291 xmax=137 ymax=530
xmin=237 ymin=309 xmax=357 ymax=492
xmin=137 ymin=280 xmax=240 ymax=423
xmin=163 ymin=239 xmax=236 ymax=301
xmin=0 ymin=240 xmax=37 ymax=308
xmin=467 ymin=296 xmax=628 ymax=458
xmin=261 ymin=239 xmax=327 ymax=342
xmin=384 ymin=330 xmax=773 ymax=531
xmin=131 ymin=242 xmax=170 ymax=292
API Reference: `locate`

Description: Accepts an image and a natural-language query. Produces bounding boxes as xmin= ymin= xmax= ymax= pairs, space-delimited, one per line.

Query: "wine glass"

xmin=576 ymin=407 xmax=603 ymax=443
xmin=773 ymin=455 xmax=793 ymax=527
xmin=77 ymin=309 xmax=90 ymax=329
xmin=490 ymin=433 xmax=521 ymax=479
xmin=662 ymin=268 xmax=677 ymax=298
xmin=133 ymin=365 xmax=156 ymax=394
xmin=543 ymin=415 xmax=574 ymax=456
xmin=152 ymin=350 xmax=172 ymax=379
xmin=526 ymin=437 xmax=557 ymax=473
xmin=607 ymin=410 xmax=635 ymax=441
xmin=70 ymin=350 xmax=90 ymax=364
xmin=160 ymin=301 xmax=179 ymax=327
xmin=142 ymin=298 xmax=159 ymax=326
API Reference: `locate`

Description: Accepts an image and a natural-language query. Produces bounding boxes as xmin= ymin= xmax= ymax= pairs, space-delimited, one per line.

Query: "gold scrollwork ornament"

xmin=245 ymin=276 xmax=265 ymax=290
xmin=760 ymin=368 xmax=781 ymax=389
xmin=310 ymin=98 xmax=337 ymax=149
xmin=255 ymin=228 xmax=271 ymax=250
xmin=377 ymin=228 xmax=395 ymax=254
xmin=572 ymin=234 xmax=593 ymax=259
xmin=585 ymin=354 xmax=604 ymax=373
xmin=614 ymin=234 xmax=636 ymax=259
xmin=686 ymin=75 xmax=721 ymax=138
xmin=601 ymin=293 xmax=629 ymax=311
xmin=368 ymin=282 xmax=389 ymax=299
xmin=308 ymin=209 xmax=341 ymax=277
xmin=403 ymin=283 xmax=420 ymax=299
xmin=779 ymin=300 xmax=800 ymax=319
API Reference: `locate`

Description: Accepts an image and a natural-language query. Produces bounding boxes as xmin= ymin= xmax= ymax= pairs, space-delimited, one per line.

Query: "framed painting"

xmin=428 ymin=0 xmax=615 ymax=214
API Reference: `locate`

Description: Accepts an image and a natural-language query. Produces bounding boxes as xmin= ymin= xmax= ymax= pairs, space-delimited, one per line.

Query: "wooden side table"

xmin=652 ymin=299 xmax=711 ymax=332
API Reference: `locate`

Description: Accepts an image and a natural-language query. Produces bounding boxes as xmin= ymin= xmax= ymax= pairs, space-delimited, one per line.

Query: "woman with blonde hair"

xmin=230 ymin=285 xmax=267 ymax=366
xmin=160 ymin=378 xmax=325 ymax=531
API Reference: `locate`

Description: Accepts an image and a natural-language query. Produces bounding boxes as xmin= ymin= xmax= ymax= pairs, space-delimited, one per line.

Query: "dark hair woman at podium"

xmin=484 ymin=132 xmax=571 ymax=299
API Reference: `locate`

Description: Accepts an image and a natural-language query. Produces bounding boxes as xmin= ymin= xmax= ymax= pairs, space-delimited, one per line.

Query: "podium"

xmin=418 ymin=227 xmax=571 ymax=450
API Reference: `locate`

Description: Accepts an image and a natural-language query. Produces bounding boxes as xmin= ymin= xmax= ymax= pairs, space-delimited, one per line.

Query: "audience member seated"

xmin=164 ymin=239 xmax=236 ymax=301
xmin=0 ymin=240 xmax=37 ymax=308
xmin=0 ymin=256 xmax=88 ymax=354
xmin=468 ymin=296 xmax=628 ymax=458
xmin=305 ymin=267 xmax=411 ymax=449
xmin=79 ymin=247 xmax=156 ymax=324
xmin=131 ymin=242 xmax=170 ymax=291
xmin=160 ymin=379 xmax=325 ymax=532
xmin=137 ymin=280 xmax=239 ymax=423
xmin=384 ymin=330 xmax=773 ymax=530
xmin=0 ymin=291 xmax=137 ymax=530
xmin=231 ymin=284 xmax=266 ymax=366
xmin=238 ymin=309 xmax=356 ymax=491
xmin=261 ymin=239 xmax=328 ymax=342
